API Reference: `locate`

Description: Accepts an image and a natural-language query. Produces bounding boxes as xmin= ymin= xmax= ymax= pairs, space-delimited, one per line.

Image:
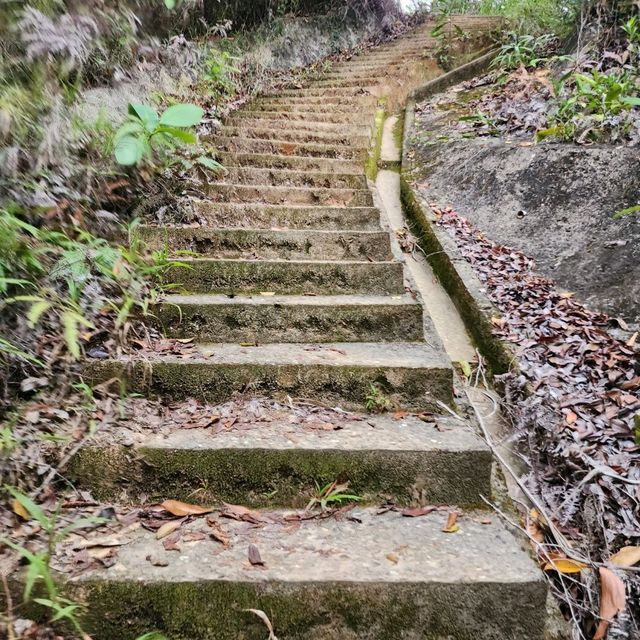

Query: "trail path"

xmin=74 ymin=17 xmax=549 ymax=639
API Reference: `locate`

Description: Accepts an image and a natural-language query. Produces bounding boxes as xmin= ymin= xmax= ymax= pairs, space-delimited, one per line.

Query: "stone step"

xmin=215 ymin=167 xmax=368 ymax=189
xmin=252 ymin=94 xmax=378 ymax=106
xmin=232 ymin=109 xmax=370 ymax=124
xmin=214 ymin=152 xmax=364 ymax=174
xmin=154 ymin=293 xmax=423 ymax=342
xmin=138 ymin=228 xmax=391 ymax=260
xmin=166 ymin=258 xmax=405 ymax=295
xmin=203 ymin=183 xmax=373 ymax=207
xmin=214 ymin=137 xmax=369 ymax=161
xmin=63 ymin=509 xmax=546 ymax=640
xmin=272 ymin=87 xmax=377 ymax=99
xmin=304 ymin=77 xmax=384 ymax=89
xmin=322 ymin=61 xmax=433 ymax=78
xmin=84 ymin=342 xmax=453 ymax=410
xmin=70 ymin=414 xmax=490 ymax=507
xmin=224 ymin=117 xmax=371 ymax=136
xmin=216 ymin=125 xmax=370 ymax=147
xmin=245 ymin=101 xmax=376 ymax=115
xmin=191 ymin=202 xmax=381 ymax=230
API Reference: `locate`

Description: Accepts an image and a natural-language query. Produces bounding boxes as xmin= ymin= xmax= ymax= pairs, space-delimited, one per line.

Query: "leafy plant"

xmin=306 ymin=481 xmax=363 ymax=512
xmin=540 ymin=69 xmax=640 ymax=142
xmin=203 ymin=50 xmax=240 ymax=100
xmin=491 ymin=32 xmax=557 ymax=71
xmin=114 ymin=102 xmax=204 ymax=167
xmin=1 ymin=488 xmax=102 ymax=636
xmin=365 ymin=384 xmax=391 ymax=413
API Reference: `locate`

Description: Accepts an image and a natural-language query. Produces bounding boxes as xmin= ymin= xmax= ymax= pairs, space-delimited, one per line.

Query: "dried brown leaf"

xmin=160 ymin=499 xmax=213 ymax=517
xmin=609 ymin=546 xmax=640 ymax=568
xmin=401 ymin=506 xmax=436 ymax=518
xmin=594 ymin=567 xmax=626 ymax=640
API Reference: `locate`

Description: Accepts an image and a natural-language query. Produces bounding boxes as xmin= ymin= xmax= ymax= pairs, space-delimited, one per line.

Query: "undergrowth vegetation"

xmin=0 ymin=1 xmax=415 ymax=637
xmin=445 ymin=3 xmax=640 ymax=146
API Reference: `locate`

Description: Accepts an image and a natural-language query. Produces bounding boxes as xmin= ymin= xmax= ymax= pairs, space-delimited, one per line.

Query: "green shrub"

xmin=491 ymin=32 xmax=557 ymax=70
xmin=539 ymin=69 xmax=640 ymax=142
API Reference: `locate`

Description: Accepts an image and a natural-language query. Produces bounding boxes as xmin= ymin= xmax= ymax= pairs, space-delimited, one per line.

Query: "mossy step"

xmin=252 ymin=94 xmax=378 ymax=106
xmin=62 ymin=509 xmax=546 ymax=640
xmin=215 ymin=167 xmax=368 ymax=189
xmin=203 ymin=183 xmax=373 ymax=207
xmin=84 ymin=341 xmax=453 ymax=411
xmin=70 ymin=414 xmax=490 ymax=507
xmin=165 ymin=258 xmax=404 ymax=295
xmin=232 ymin=109 xmax=369 ymax=124
xmin=191 ymin=202 xmax=380 ymax=230
xmin=138 ymin=228 xmax=391 ymax=261
xmin=245 ymin=101 xmax=376 ymax=115
xmin=214 ymin=137 xmax=369 ymax=162
xmin=216 ymin=152 xmax=363 ymax=173
xmin=216 ymin=126 xmax=370 ymax=147
xmin=154 ymin=293 xmax=423 ymax=342
xmin=272 ymin=87 xmax=378 ymax=99
xmin=224 ymin=117 xmax=372 ymax=136
xmin=303 ymin=77 xmax=385 ymax=89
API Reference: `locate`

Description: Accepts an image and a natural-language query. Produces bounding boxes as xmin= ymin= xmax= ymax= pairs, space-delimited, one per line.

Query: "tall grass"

xmin=427 ymin=0 xmax=580 ymax=36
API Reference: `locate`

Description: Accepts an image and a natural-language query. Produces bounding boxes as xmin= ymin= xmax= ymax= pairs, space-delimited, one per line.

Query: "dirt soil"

xmin=408 ymin=87 xmax=640 ymax=327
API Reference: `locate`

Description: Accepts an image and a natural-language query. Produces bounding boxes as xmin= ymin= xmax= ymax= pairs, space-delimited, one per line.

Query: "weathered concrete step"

xmin=217 ymin=167 xmax=368 ymax=189
xmin=84 ymin=342 xmax=453 ymax=410
xmin=273 ymin=87 xmax=377 ymax=99
xmin=204 ymin=183 xmax=373 ymax=207
xmin=245 ymin=101 xmax=376 ymax=115
xmin=323 ymin=60 xmax=434 ymax=78
xmin=70 ymin=414 xmax=490 ymax=507
xmin=217 ymin=125 xmax=370 ymax=147
xmin=224 ymin=117 xmax=371 ymax=137
xmin=252 ymin=94 xmax=378 ymax=106
xmin=139 ymin=228 xmax=391 ymax=260
xmin=303 ymin=77 xmax=384 ymax=88
xmin=233 ymin=109 xmax=370 ymax=124
xmin=65 ymin=509 xmax=546 ymax=640
xmin=192 ymin=202 xmax=380 ymax=230
xmin=215 ymin=152 xmax=363 ymax=173
xmin=154 ymin=293 xmax=422 ymax=342
xmin=166 ymin=259 xmax=404 ymax=295
xmin=214 ymin=137 xmax=369 ymax=161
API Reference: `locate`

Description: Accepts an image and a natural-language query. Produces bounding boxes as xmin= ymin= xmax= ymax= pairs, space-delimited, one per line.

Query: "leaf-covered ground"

xmin=432 ymin=205 xmax=639 ymax=638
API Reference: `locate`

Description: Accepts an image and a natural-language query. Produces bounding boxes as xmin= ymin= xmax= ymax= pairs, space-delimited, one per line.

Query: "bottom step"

xmin=68 ymin=509 xmax=546 ymax=640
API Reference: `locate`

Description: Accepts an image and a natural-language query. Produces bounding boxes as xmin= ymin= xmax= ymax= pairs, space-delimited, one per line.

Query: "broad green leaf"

xmin=159 ymin=103 xmax=204 ymax=128
xmin=622 ymin=96 xmax=640 ymax=107
xmin=196 ymin=156 xmax=223 ymax=171
xmin=164 ymin=0 xmax=176 ymax=8
xmin=155 ymin=125 xmax=197 ymax=144
xmin=128 ymin=103 xmax=159 ymax=132
xmin=114 ymin=121 xmax=144 ymax=143
xmin=115 ymin=135 xmax=142 ymax=166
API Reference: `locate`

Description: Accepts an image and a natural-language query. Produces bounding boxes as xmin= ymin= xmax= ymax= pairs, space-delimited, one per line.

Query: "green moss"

xmin=399 ymin=176 xmax=514 ymax=376
xmin=67 ymin=579 xmax=546 ymax=640
xmin=70 ymin=444 xmax=490 ymax=508
xmin=365 ymin=104 xmax=386 ymax=181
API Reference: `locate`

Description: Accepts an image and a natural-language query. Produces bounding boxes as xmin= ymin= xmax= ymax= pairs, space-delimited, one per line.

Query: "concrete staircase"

xmin=74 ymin=16 xmax=548 ymax=640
